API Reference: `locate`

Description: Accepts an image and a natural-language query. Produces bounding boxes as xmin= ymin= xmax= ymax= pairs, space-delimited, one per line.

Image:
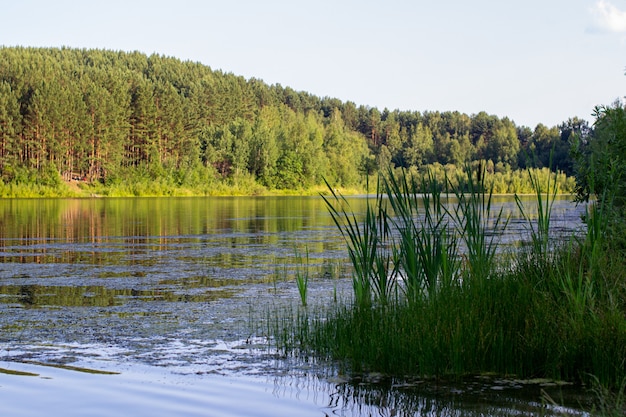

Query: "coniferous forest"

xmin=0 ymin=46 xmax=589 ymax=196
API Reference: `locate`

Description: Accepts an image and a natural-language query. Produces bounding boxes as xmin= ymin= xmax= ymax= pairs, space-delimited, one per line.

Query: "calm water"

xmin=0 ymin=196 xmax=591 ymax=416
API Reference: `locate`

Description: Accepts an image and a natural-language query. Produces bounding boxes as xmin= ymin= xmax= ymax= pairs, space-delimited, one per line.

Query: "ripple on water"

xmin=0 ymin=196 xmax=592 ymax=416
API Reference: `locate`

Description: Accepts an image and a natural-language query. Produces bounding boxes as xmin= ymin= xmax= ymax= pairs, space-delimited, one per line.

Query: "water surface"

xmin=0 ymin=196 xmax=590 ymax=416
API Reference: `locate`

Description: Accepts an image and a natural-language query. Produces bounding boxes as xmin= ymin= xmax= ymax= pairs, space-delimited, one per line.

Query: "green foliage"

xmin=589 ymin=375 xmax=626 ymax=417
xmin=382 ymin=169 xmax=459 ymax=300
xmin=515 ymin=156 xmax=559 ymax=258
xmin=451 ymin=163 xmax=509 ymax=280
xmin=323 ymin=166 xmax=508 ymax=306
xmin=272 ymin=168 xmax=626 ymax=392
xmin=294 ymin=247 xmax=309 ymax=307
xmin=400 ymin=163 xmax=575 ymax=195
xmin=573 ymin=101 xmax=626 ymax=208
xmin=322 ymin=183 xmax=381 ymax=307
xmin=0 ymin=46 xmax=578 ymax=196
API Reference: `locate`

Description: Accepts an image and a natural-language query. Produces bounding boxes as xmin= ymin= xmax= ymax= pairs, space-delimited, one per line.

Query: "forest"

xmin=0 ymin=46 xmax=590 ymax=196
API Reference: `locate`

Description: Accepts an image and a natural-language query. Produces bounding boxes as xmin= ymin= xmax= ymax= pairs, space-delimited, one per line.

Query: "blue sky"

xmin=2 ymin=0 xmax=625 ymax=128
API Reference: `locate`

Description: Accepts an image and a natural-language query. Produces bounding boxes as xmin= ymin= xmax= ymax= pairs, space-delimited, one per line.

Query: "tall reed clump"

xmin=451 ymin=163 xmax=509 ymax=280
xmin=382 ymin=169 xmax=459 ymax=301
xmin=589 ymin=375 xmax=626 ymax=417
xmin=270 ymin=164 xmax=626 ymax=392
xmin=515 ymin=160 xmax=558 ymax=259
xmin=322 ymin=179 xmax=394 ymax=308
xmin=286 ymin=165 xmax=519 ymax=374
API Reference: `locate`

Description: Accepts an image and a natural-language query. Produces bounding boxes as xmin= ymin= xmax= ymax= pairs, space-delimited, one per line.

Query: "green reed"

xmin=589 ymin=375 xmax=626 ymax=417
xmin=294 ymin=247 xmax=309 ymax=307
xmin=515 ymin=162 xmax=558 ymax=259
xmin=268 ymin=167 xmax=626 ymax=392
xmin=321 ymin=163 xmax=511 ymax=305
xmin=322 ymin=179 xmax=392 ymax=307
xmin=382 ymin=169 xmax=459 ymax=300
xmin=450 ymin=163 xmax=508 ymax=280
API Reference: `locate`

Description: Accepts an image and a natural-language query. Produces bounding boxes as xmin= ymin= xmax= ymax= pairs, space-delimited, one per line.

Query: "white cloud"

xmin=590 ymin=0 xmax=626 ymax=33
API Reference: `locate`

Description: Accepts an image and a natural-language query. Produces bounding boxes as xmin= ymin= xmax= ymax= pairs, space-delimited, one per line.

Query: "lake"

xmin=0 ymin=196 xmax=592 ymax=416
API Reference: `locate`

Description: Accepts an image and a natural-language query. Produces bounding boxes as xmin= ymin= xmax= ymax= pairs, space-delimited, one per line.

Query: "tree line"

xmin=0 ymin=46 xmax=591 ymax=193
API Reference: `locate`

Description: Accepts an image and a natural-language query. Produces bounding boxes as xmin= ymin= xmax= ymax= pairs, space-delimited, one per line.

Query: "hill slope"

xmin=0 ymin=47 xmax=585 ymax=194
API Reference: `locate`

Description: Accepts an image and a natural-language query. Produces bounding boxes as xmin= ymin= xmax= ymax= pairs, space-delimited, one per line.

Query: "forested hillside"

xmin=0 ymin=47 xmax=589 ymax=195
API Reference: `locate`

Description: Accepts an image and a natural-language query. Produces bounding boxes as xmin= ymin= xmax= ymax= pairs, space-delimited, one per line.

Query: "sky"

xmin=1 ymin=0 xmax=625 ymax=128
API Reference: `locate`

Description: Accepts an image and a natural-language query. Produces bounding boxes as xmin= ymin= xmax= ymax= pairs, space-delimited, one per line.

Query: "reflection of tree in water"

xmin=19 ymin=285 xmax=37 ymax=306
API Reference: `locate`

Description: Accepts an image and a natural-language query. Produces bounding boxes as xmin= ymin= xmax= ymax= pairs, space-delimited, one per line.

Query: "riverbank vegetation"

xmin=271 ymin=164 xmax=626 ymax=389
xmin=0 ymin=47 xmax=585 ymax=197
xmin=0 ymin=163 xmax=575 ymax=198
xmin=268 ymin=100 xmax=626 ymax=409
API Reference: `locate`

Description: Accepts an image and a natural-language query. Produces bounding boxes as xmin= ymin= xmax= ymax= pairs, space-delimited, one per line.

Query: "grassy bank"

xmin=268 ymin=166 xmax=626 ymax=394
xmin=0 ymin=179 xmax=364 ymax=198
xmin=0 ymin=178 xmax=368 ymax=198
xmin=0 ymin=164 xmax=574 ymax=198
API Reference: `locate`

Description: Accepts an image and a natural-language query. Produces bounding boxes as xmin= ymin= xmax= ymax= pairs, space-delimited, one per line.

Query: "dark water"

xmin=0 ymin=196 xmax=592 ymax=416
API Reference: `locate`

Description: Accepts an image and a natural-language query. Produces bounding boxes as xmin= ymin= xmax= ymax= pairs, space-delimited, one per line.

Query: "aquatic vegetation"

xmin=589 ymin=375 xmax=626 ymax=417
xmin=382 ymin=169 xmax=459 ymax=301
xmin=450 ymin=164 xmax=509 ymax=281
xmin=271 ymin=165 xmax=626 ymax=394
xmin=294 ymin=247 xmax=310 ymax=307
xmin=322 ymin=180 xmax=384 ymax=307
xmin=515 ymin=158 xmax=559 ymax=259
